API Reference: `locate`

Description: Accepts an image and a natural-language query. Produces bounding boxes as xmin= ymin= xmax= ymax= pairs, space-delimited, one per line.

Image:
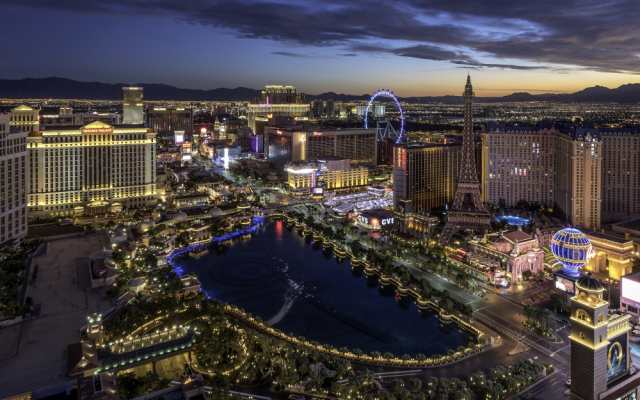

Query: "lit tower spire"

xmin=459 ymin=75 xmax=479 ymax=184
xmin=440 ymin=75 xmax=490 ymax=243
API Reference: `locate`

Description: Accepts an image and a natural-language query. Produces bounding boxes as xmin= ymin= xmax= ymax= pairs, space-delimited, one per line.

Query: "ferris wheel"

xmin=363 ymin=89 xmax=405 ymax=143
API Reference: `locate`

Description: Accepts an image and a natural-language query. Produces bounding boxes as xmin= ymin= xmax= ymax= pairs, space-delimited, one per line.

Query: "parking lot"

xmin=0 ymin=233 xmax=111 ymax=398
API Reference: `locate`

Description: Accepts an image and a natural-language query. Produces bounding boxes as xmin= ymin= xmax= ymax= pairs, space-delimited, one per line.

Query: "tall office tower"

xmin=569 ymin=276 xmax=639 ymax=400
xmin=122 ymin=86 xmax=144 ymax=125
xmin=600 ymin=131 xmax=640 ymax=223
xmin=147 ymin=107 xmax=193 ymax=141
xmin=481 ymin=128 xmax=556 ymax=207
xmin=555 ymin=132 xmax=602 ymax=230
xmin=441 ymin=76 xmax=490 ymax=242
xmin=248 ymin=85 xmax=310 ymax=133
xmin=27 ymin=121 xmax=157 ymax=217
xmin=393 ymin=141 xmax=461 ymax=215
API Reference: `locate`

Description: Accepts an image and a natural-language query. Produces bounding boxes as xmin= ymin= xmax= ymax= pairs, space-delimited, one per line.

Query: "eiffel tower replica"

xmin=440 ymin=75 xmax=490 ymax=244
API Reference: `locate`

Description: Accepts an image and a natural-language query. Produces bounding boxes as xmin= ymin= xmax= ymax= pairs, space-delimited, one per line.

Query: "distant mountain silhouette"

xmin=1 ymin=77 xmax=640 ymax=103
xmin=0 ymin=77 xmax=257 ymax=101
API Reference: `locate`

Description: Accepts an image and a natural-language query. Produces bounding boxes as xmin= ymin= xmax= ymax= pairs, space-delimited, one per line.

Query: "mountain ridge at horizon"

xmin=2 ymin=76 xmax=640 ymax=103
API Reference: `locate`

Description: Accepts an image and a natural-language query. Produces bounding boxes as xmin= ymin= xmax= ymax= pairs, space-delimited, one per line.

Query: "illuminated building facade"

xmin=122 ymin=86 xmax=144 ymax=125
xmin=285 ymin=162 xmax=317 ymax=192
xmin=322 ymin=167 xmax=368 ymax=190
xmin=285 ymin=160 xmax=367 ymax=193
xmin=482 ymin=129 xmax=602 ymax=230
xmin=27 ymin=121 xmax=157 ymax=216
xmin=393 ymin=141 xmax=460 ymax=215
xmin=0 ymin=106 xmax=37 ymax=243
xmin=266 ymin=127 xmax=377 ymax=165
xmin=481 ymin=128 xmax=555 ymax=206
xmin=570 ymin=275 xmax=640 ymax=400
xmin=248 ymin=85 xmax=309 ymax=133
xmin=600 ymin=132 xmax=640 ymax=223
xmin=555 ymin=132 xmax=602 ymax=230
xmin=147 ymin=107 xmax=193 ymax=140
xmin=259 ymin=85 xmax=302 ymax=104
xmin=292 ymin=129 xmax=377 ymax=164
xmin=585 ymin=232 xmax=635 ymax=281
xmin=40 ymin=107 xmax=121 ymax=128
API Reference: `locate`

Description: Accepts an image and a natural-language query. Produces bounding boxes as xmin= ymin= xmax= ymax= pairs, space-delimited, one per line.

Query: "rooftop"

xmin=586 ymin=230 xmax=633 ymax=245
xmin=613 ymin=218 xmax=640 ymax=234
xmin=503 ymin=230 xmax=533 ymax=243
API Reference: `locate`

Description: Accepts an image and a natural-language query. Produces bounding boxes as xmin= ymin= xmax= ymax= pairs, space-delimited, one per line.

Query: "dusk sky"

xmin=2 ymin=0 xmax=639 ymax=96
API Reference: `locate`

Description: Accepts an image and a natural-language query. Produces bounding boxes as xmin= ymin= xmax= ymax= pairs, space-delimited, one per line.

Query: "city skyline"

xmin=2 ymin=1 xmax=640 ymax=96
xmin=2 ymin=3 xmax=640 ymax=400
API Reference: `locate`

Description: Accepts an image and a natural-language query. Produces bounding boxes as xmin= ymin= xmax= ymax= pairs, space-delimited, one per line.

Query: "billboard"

xmin=621 ymin=277 xmax=640 ymax=304
xmin=175 ymin=130 xmax=185 ymax=144
xmin=555 ymin=275 xmax=576 ymax=294
xmin=607 ymin=333 xmax=628 ymax=383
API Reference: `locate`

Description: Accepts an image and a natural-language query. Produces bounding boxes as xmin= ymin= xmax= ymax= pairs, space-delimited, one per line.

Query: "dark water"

xmin=178 ymin=220 xmax=469 ymax=356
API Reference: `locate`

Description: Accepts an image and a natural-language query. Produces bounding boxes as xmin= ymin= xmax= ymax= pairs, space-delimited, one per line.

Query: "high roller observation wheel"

xmin=364 ymin=89 xmax=405 ymax=142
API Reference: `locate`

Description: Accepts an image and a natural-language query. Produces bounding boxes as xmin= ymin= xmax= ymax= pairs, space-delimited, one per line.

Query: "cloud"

xmin=451 ymin=60 xmax=547 ymax=71
xmin=9 ymin=0 xmax=640 ymax=73
xmin=271 ymin=51 xmax=308 ymax=58
xmin=352 ymin=43 xmax=546 ymax=70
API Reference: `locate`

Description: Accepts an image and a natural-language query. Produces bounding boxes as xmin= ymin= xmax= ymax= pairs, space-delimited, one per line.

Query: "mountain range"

xmin=1 ymin=77 xmax=640 ymax=103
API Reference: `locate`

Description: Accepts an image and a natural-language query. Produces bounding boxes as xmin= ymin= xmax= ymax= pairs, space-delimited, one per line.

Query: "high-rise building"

xmin=555 ymin=132 xmax=602 ymax=230
xmin=27 ymin=121 xmax=157 ymax=217
xmin=600 ymin=131 xmax=640 ymax=223
xmin=441 ymin=76 xmax=490 ymax=242
xmin=393 ymin=141 xmax=460 ymax=215
xmin=247 ymin=85 xmax=309 ymax=133
xmin=265 ymin=127 xmax=377 ymax=165
xmin=259 ymin=85 xmax=302 ymax=104
xmin=481 ymin=128 xmax=556 ymax=207
xmin=569 ymin=275 xmax=640 ymax=400
xmin=122 ymin=86 xmax=144 ymax=125
xmin=482 ymin=128 xmax=603 ymax=230
xmin=147 ymin=107 xmax=193 ymax=140
xmin=0 ymin=106 xmax=38 ymax=244
xmin=295 ymin=129 xmax=377 ymax=164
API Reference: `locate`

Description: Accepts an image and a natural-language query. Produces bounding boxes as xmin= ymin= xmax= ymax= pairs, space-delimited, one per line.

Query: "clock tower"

xmin=570 ymin=275 xmax=639 ymax=400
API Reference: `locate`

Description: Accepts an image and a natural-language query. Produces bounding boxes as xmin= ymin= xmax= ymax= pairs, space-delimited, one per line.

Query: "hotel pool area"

xmin=496 ymin=215 xmax=531 ymax=227
xmin=173 ymin=220 xmax=470 ymax=356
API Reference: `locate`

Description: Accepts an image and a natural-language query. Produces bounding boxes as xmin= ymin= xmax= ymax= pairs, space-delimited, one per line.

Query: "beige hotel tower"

xmin=27 ymin=120 xmax=157 ymax=217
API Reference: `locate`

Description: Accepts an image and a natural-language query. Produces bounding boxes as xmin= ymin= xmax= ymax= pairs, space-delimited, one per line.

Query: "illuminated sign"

xmin=175 ymin=131 xmax=185 ymax=144
xmin=555 ymin=275 xmax=576 ymax=294
xmin=607 ymin=334 xmax=628 ymax=382
xmin=356 ymin=214 xmax=394 ymax=229
xmin=622 ymin=278 xmax=640 ymax=304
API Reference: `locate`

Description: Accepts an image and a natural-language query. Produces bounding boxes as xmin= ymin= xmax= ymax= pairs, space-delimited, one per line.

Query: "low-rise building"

xmin=471 ymin=229 xmax=545 ymax=282
xmin=585 ymin=231 xmax=635 ymax=281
